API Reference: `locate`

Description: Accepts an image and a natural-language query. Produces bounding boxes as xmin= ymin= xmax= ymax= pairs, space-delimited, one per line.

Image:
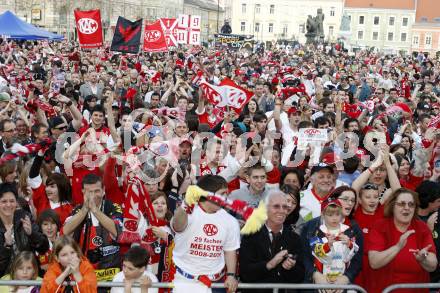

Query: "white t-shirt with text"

xmin=172 ymin=205 xmax=240 ymax=276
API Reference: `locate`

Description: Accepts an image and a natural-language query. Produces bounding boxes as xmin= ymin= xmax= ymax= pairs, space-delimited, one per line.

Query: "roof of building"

xmin=345 ymin=0 xmax=416 ymax=10
xmin=184 ymin=0 xmax=225 ymax=12
xmin=415 ymin=0 xmax=440 ymax=23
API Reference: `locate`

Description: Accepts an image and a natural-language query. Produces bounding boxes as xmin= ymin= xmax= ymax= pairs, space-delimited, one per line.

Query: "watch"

xmin=226 ymin=273 xmax=236 ymax=278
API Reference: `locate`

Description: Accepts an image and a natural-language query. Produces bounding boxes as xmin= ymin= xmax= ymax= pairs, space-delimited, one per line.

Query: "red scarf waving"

xmin=119 ymin=176 xmax=163 ymax=244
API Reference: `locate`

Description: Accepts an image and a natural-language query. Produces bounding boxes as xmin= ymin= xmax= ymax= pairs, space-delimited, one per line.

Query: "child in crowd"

xmin=0 ymin=251 xmax=40 ymax=293
xmin=111 ymin=246 xmax=157 ymax=293
xmin=310 ymin=198 xmax=359 ymax=284
xmin=37 ymin=209 xmax=61 ymax=271
xmin=40 ymin=235 xmax=97 ymax=293
xmin=354 ymin=183 xmax=385 ymax=288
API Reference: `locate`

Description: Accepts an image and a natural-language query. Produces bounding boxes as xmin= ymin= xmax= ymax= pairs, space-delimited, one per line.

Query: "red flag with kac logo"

xmin=74 ymin=9 xmax=103 ymax=49
xmin=143 ymin=20 xmax=168 ymax=53
xmin=199 ymin=78 xmax=253 ymax=110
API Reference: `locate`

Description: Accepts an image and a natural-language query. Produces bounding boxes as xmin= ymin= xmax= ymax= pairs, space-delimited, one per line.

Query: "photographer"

xmin=62 ymin=173 xmax=123 ymax=289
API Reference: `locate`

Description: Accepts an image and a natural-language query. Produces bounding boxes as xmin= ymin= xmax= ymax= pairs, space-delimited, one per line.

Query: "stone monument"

xmin=305 ymin=8 xmax=325 ymax=44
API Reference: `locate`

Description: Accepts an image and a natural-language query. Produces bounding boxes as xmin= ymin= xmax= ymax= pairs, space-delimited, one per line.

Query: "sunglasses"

xmin=363 ymin=183 xmax=379 ymax=190
xmin=395 ymin=201 xmax=415 ymax=209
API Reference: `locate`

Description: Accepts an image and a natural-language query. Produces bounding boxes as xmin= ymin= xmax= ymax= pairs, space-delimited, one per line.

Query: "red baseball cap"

xmin=321 ymin=197 xmax=342 ymax=212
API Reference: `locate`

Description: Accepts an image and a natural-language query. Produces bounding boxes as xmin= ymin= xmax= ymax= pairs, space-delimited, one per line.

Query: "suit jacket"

xmin=79 ymin=82 xmax=104 ymax=99
xmin=239 ymin=224 xmax=305 ymax=293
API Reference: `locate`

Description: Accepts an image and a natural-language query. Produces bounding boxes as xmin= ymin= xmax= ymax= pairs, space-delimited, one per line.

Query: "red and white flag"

xmin=428 ymin=114 xmax=440 ymax=129
xmin=200 ymin=78 xmax=253 ymax=109
xmin=74 ymin=9 xmax=103 ymax=49
xmin=191 ymin=70 xmax=205 ymax=87
xmin=143 ymin=20 xmax=168 ymax=53
xmin=177 ymin=14 xmax=201 ymax=45
xmin=159 ymin=18 xmax=178 ymax=47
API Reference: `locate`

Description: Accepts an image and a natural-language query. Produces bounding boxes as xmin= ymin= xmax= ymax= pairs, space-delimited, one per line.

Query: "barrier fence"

xmin=5 ymin=280 xmax=440 ymax=292
xmin=0 ymin=280 xmax=368 ymax=292
xmin=383 ymin=283 xmax=440 ymax=293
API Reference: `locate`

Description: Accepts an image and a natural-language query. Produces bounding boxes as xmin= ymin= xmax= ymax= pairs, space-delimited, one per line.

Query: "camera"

xmin=87 ymin=248 xmax=103 ymax=264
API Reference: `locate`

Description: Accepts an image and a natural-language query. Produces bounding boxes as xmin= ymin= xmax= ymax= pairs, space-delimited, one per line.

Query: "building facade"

xmin=228 ymin=0 xmax=344 ymax=44
xmin=344 ymin=0 xmax=416 ymax=54
xmin=410 ymin=0 xmax=440 ymax=57
xmin=183 ymin=0 xmax=225 ymax=43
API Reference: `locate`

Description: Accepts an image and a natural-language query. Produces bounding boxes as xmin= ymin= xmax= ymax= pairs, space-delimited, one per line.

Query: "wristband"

xmin=368 ymin=167 xmax=374 ymax=173
xmin=226 ymin=273 xmax=236 ymax=278
xmin=181 ymin=200 xmax=194 ymax=214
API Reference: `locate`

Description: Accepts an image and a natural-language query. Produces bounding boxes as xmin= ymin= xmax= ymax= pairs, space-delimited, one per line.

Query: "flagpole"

xmin=217 ymin=0 xmax=219 ymax=33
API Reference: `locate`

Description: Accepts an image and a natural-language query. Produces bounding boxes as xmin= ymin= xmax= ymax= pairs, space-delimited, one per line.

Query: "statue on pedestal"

xmin=305 ymin=8 xmax=325 ymax=44
xmin=221 ymin=20 xmax=232 ymax=34
xmin=305 ymin=15 xmax=317 ymax=44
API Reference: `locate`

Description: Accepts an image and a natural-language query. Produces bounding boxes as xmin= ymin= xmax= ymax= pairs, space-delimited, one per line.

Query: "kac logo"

xmin=77 ymin=18 xmax=99 ymax=34
xmin=203 ymin=224 xmax=218 ymax=236
xmin=145 ymin=30 xmax=162 ymax=42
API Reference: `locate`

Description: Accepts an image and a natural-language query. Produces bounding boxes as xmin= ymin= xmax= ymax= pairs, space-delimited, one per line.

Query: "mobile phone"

xmin=435 ymin=159 xmax=440 ymax=169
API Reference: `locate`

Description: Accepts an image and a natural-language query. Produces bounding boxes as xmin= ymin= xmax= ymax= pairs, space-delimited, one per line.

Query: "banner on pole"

xmin=159 ymin=18 xmax=178 ymax=47
xmin=177 ymin=14 xmax=201 ymax=45
xmin=74 ymin=9 xmax=103 ymax=48
xmin=143 ymin=20 xmax=168 ymax=52
xmin=110 ymin=17 xmax=142 ymax=54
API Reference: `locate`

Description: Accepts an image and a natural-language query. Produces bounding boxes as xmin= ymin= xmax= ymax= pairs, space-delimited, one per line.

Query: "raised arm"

xmin=104 ymin=93 xmax=120 ymax=146
xmin=352 ymin=151 xmax=384 ymax=195
xmin=57 ymin=95 xmax=83 ymax=131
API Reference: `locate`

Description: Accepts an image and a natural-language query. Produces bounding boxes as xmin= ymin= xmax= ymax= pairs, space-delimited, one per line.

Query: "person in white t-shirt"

xmin=111 ymin=246 xmax=158 ymax=293
xmin=171 ymin=175 xmax=240 ymax=293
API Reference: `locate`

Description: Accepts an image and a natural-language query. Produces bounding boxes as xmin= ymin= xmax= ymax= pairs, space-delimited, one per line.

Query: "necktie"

xmin=271 ymin=231 xmax=281 ymax=254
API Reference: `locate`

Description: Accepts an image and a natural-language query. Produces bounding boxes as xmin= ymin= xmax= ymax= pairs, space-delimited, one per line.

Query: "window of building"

xmin=372 ymin=31 xmax=379 ymax=40
xmin=299 ymin=24 xmax=305 ymax=34
xmin=388 ymin=32 xmax=394 ymax=41
xmin=413 ymin=35 xmax=419 ymax=45
xmin=426 ymin=34 xmax=432 ymax=45
xmin=402 ymin=17 xmax=408 ymax=26
xmin=282 ymin=24 xmax=288 ymax=36
xmin=241 ymin=21 xmax=246 ymax=32
xmin=373 ymin=16 xmax=380 ymax=25
xmin=242 ymin=3 xmax=246 ymax=14
xmin=389 ymin=17 xmax=395 ymax=26
xmin=330 ymin=7 xmax=335 ymax=17
xmin=268 ymin=23 xmax=273 ymax=33
xmin=401 ymin=32 xmax=407 ymax=42
xmin=255 ymin=22 xmax=260 ymax=32
xmin=329 ymin=26 xmax=334 ymax=36
xmin=421 ymin=17 xmax=428 ymax=22
xmin=270 ymin=4 xmax=274 ymax=14
xmin=359 ymin=15 xmax=364 ymax=24
xmin=358 ymin=30 xmax=364 ymax=40
xmin=255 ymin=4 xmax=261 ymax=14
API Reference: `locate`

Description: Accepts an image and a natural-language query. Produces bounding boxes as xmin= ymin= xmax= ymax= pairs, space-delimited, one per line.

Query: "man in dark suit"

xmin=239 ymin=190 xmax=305 ymax=292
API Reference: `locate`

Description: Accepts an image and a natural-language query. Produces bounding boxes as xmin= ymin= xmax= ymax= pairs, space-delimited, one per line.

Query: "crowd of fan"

xmin=0 ymin=38 xmax=439 ymax=293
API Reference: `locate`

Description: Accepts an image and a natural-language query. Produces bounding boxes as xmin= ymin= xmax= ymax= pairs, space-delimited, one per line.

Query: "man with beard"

xmin=299 ymin=163 xmax=336 ymax=222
